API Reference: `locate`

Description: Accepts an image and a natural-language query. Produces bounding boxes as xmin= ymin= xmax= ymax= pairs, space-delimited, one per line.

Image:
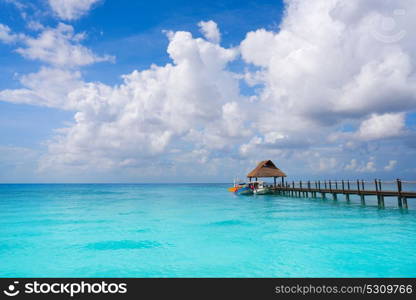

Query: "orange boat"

xmin=228 ymin=180 xmax=253 ymax=195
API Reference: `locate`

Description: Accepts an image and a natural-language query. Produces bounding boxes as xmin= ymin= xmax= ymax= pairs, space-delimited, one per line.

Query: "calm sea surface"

xmin=0 ymin=184 xmax=415 ymax=277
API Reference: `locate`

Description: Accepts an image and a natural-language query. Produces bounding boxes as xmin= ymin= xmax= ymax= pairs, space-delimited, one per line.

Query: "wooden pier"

xmin=271 ymin=179 xmax=416 ymax=208
xmin=246 ymin=160 xmax=415 ymax=209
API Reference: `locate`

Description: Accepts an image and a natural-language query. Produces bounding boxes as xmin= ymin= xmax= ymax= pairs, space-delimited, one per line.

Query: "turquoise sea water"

xmin=0 ymin=184 xmax=415 ymax=277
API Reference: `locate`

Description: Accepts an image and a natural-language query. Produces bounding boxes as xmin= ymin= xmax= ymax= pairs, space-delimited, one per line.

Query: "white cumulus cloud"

xmin=0 ymin=67 xmax=83 ymax=108
xmin=345 ymin=158 xmax=376 ymax=173
xmin=198 ymin=20 xmax=221 ymax=44
xmin=37 ymin=28 xmax=247 ymax=173
xmin=48 ymin=0 xmax=101 ymax=20
xmin=384 ymin=160 xmax=397 ymax=171
xmin=16 ymin=23 xmax=114 ymax=67
xmin=356 ymin=113 xmax=405 ymax=141
xmin=0 ymin=23 xmax=22 ymax=43
xmin=240 ymin=0 xmax=416 ymax=151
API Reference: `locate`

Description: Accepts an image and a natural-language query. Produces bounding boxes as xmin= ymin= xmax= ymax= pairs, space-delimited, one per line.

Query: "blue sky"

xmin=1 ymin=0 xmax=416 ymax=182
xmin=0 ymin=1 xmax=283 ymax=85
xmin=0 ymin=0 xmax=283 ymax=153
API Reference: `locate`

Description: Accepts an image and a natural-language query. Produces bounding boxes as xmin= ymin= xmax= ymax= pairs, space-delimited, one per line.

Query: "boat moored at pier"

xmin=251 ymin=181 xmax=271 ymax=195
xmin=228 ymin=180 xmax=253 ymax=195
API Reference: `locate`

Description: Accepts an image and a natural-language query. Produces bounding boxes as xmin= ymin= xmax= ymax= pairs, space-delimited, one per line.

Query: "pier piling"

xmin=375 ymin=179 xmax=381 ymax=207
xmin=397 ymin=179 xmax=403 ymax=208
xmin=360 ymin=194 xmax=365 ymax=205
xmin=403 ymin=198 xmax=408 ymax=209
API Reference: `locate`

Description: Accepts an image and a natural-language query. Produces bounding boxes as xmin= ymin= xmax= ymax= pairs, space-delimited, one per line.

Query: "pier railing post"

xmin=357 ymin=179 xmax=365 ymax=205
xmin=292 ymin=181 xmax=294 ymax=196
xmin=358 ymin=179 xmax=365 ymax=205
xmin=397 ymin=179 xmax=402 ymax=207
xmin=379 ymin=179 xmax=385 ymax=208
xmin=375 ymin=179 xmax=380 ymax=207
xmin=329 ymin=180 xmax=332 ymax=192
xmin=333 ymin=180 xmax=337 ymax=200
xmin=297 ymin=181 xmax=300 ymax=197
xmin=301 ymin=181 xmax=305 ymax=197
xmin=397 ymin=179 xmax=406 ymax=208
xmin=346 ymin=180 xmax=350 ymax=202
xmin=318 ymin=181 xmax=322 ymax=198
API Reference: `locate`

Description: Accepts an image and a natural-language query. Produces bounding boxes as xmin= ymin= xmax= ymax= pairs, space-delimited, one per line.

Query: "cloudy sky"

xmin=1 ymin=0 xmax=415 ymax=183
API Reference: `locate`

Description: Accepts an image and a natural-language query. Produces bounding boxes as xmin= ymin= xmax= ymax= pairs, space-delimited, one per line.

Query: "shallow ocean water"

xmin=0 ymin=184 xmax=415 ymax=277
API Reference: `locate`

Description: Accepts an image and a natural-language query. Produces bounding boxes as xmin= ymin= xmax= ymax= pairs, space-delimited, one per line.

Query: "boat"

xmin=228 ymin=179 xmax=253 ymax=195
xmin=251 ymin=181 xmax=271 ymax=195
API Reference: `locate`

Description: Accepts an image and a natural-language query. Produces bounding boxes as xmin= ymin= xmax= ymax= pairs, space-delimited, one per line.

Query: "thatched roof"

xmin=247 ymin=160 xmax=287 ymax=178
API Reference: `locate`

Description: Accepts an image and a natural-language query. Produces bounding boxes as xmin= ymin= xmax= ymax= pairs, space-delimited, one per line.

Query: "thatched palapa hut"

xmin=247 ymin=160 xmax=287 ymax=187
